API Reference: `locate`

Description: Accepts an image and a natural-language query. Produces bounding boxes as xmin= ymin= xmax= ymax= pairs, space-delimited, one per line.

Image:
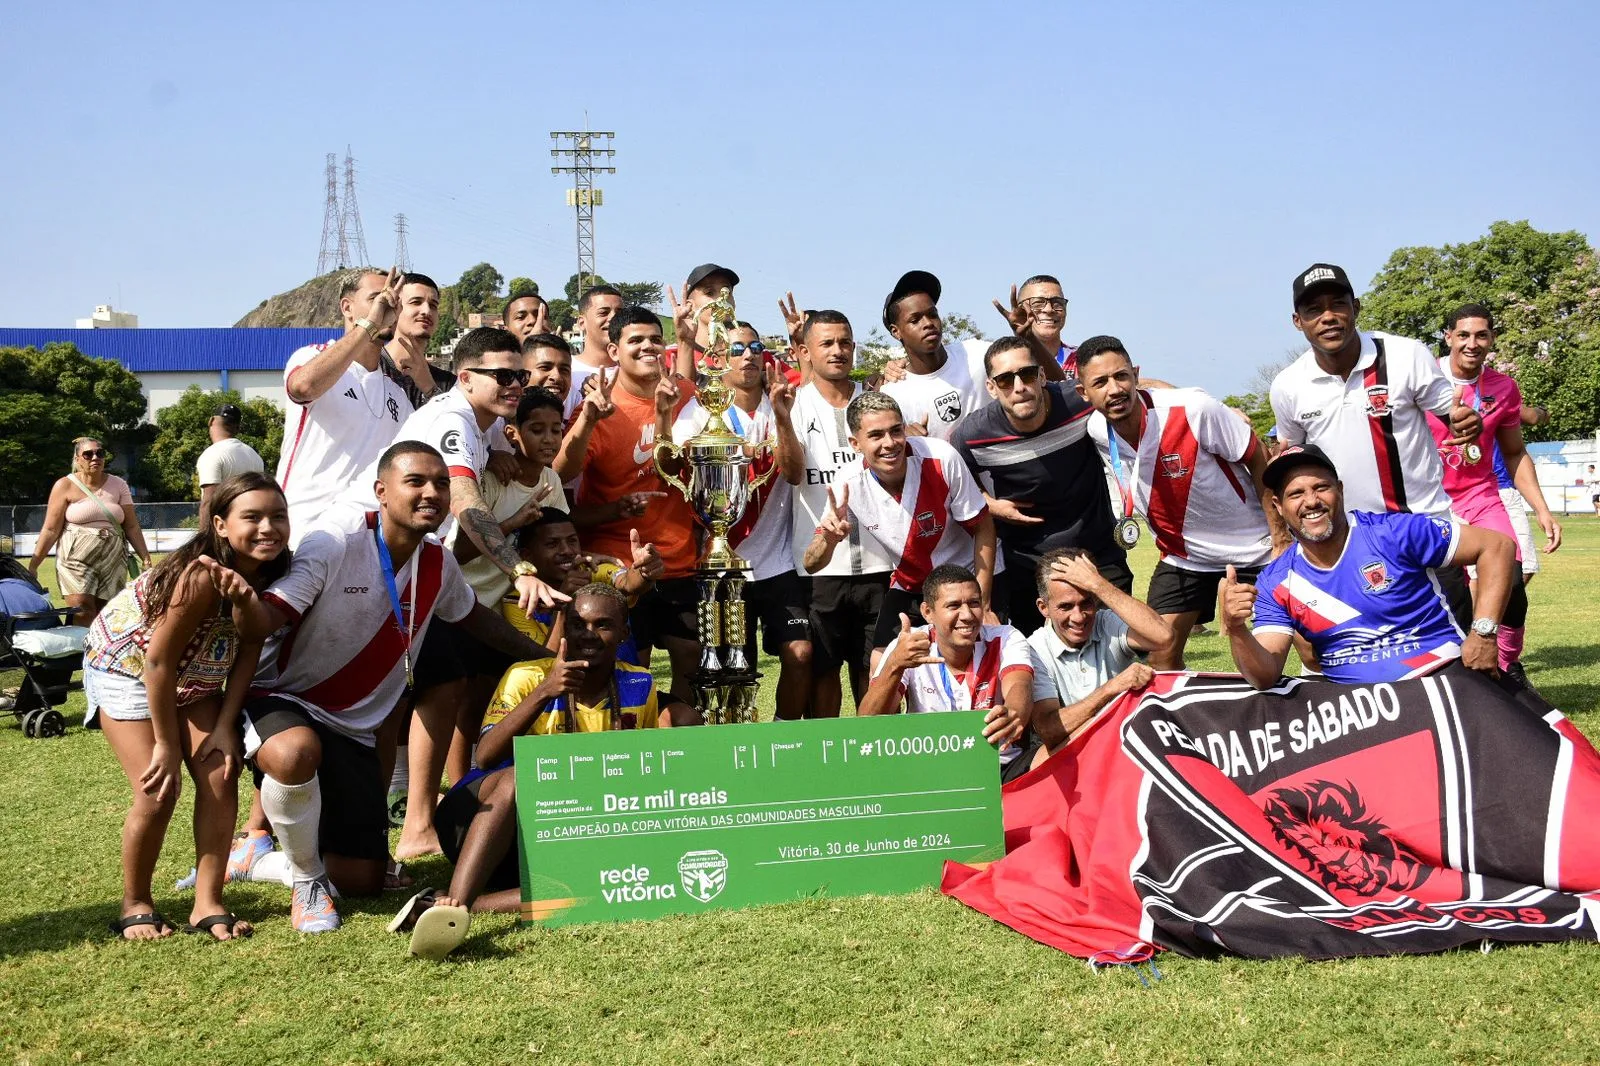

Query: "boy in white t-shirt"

xmin=880 ymin=269 xmax=990 ymax=442
xmin=861 ymin=564 xmax=1039 ymax=782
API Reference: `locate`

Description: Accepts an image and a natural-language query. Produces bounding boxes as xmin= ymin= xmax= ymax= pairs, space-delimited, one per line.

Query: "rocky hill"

xmin=234 ymin=270 xmax=349 ymax=328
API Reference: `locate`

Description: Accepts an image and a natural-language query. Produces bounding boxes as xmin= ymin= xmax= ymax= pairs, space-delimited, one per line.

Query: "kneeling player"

xmin=860 ymin=565 xmax=1038 ymax=781
xmin=391 ymin=584 xmax=695 ymax=958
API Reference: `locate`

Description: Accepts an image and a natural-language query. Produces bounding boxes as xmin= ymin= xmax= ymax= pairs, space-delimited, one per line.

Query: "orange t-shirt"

xmin=577 ymin=381 xmax=701 ymax=578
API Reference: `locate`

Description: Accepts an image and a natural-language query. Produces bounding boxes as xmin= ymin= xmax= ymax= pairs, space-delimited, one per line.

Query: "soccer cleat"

xmin=291 ymin=876 xmax=342 ymax=934
xmin=226 ymin=829 xmax=276 ymax=883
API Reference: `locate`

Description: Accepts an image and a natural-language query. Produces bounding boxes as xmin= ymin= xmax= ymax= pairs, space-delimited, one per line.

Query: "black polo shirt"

xmin=951 ymin=383 xmax=1122 ymax=567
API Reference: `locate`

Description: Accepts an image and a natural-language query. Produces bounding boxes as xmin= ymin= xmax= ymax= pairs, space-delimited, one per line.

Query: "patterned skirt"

xmin=56 ymin=525 xmax=128 ymax=600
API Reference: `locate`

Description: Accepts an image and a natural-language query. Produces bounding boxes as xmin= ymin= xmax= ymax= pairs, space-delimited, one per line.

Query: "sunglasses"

xmin=78 ymin=449 xmax=107 ymax=459
xmin=989 ymin=365 xmax=1044 ymax=390
xmin=465 ymin=366 xmax=531 ymax=388
xmin=729 ymin=341 xmax=767 ymax=357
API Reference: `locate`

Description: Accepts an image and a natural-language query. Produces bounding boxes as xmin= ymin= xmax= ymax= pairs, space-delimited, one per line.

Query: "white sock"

xmin=260 ymin=775 xmax=325 ymax=883
xmin=390 ymin=747 xmax=409 ymax=794
xmin=249 ymin=849 xmax=294 ymax=887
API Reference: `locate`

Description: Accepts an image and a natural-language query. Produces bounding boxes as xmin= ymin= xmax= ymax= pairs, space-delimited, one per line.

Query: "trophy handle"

xmin=748 ymin=437 xmax=780 ymax=492
xmin=653 ymin=438 xmax=692 ymax=501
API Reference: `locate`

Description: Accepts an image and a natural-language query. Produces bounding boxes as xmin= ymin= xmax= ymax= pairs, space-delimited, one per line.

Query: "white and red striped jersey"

xmin=255 ymin=507 xmax=476 ymax=743
xmin=276 ymin=343 xmax=408 ymax=548
xmin=836 ymin=436 xmax=991 ymax=593
xmin=874 ymin=622 xmax=1034 ymax=767
xmin=1270 ymin=332 xmax=1456 ymax=517
xmin=673 ymin=395 xmax=794 ymax=582
xmin=1087 ymin=388 xmax=1272 ymax=572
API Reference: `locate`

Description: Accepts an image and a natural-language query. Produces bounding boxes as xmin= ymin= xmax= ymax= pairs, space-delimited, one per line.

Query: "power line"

xmin=316 ymin=153 xmax=340 ymax=276
xmin=550 ymin=130 xmax=615 ymax=293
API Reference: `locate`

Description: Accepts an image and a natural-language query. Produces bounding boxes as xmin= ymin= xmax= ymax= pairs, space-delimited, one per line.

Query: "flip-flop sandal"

xmin=409 ymin=904 xmax=470 ymax=960
xmin=384 ymin=860 xmax=414 ymax=892
xmin=182 ymin=913 xmax=253 ymax=941
xmin=108 ymin=912 xmax=173 ymax=940
xmin=386 ymin=888 xmax=437 ymax=934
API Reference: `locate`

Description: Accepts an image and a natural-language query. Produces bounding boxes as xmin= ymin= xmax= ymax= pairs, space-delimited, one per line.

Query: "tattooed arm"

xmin=451 ymin=474 xmax=568 ymax=612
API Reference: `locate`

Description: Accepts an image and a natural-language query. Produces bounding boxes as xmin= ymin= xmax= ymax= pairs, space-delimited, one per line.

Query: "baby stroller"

xmin=0 ymin=557 xmax=85 ymax=739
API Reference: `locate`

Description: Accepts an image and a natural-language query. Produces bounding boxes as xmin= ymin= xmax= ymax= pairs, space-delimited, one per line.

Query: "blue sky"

xmin=4 ymin=1 xmax=1597 ymax=395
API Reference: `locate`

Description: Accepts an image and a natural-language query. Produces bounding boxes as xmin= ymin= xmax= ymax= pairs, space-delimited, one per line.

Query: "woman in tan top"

xmin=28 ymin=437 xmax=153 ymax=626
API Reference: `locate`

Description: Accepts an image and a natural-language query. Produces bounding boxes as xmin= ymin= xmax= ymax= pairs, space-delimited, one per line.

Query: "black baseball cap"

xmin=1291 ymin=263 xmax=1354 ymax=309
xmin=1262 ymin=443 xmax=1339 ymax=494
xmin=684 ymin=263 xmax=740 ymax=294
xmin=215 ymin=403 xmax=243 ymax=425
xmin=882 ymin=270 xmax=941 ymax=329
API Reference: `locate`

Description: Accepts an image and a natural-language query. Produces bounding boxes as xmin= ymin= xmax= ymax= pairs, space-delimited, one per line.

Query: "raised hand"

xmin=769 ymin=376 xmax=796 ymax=418
xmin=530 ymin=298 xmax=549 ymax=337
xmin=988 ymin=497 xmax=1045 ymax=525
xmin=197 ymin=556 xmax=257 ymax=607
xmin=777 ymin=292 xmax=806 ymax=346
xmin=667 ymin=285 xmax=699 ymax=353
xmin=1217 ymin=565 xmax=1256 ymax=637
xmin=1048 ymin=553 xmax=1106 ymax=596
xmin=992 ymin=284 xmax=1032 ymax=338
xmin=368 ymin=264 xmax=403 ymax=334
xmin=516 ymin=572 xmax=570 ymax=616
xmin=1446 ymin=385 xmax=1483 ymax=447
xmin=819 ymin=484 xmax=852 ymax=543
xmin=654 ymin=372 xmax=681 ymax=418
xmin=618 ymin=490 xmax=667 ymax=519
xmin=542 ymin=639 xmax=591 ymax=701
xmin=583 ymin=365 xmax=617 ymax=422
xmin=893 ymin=613 xmax=942 ymax=670
xmin=629 ymin=527 xmax=665 ymax=580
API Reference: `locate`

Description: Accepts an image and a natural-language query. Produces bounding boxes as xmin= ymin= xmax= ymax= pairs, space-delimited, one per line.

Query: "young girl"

xmin=84 ymin=472 xmax=290 ymax=941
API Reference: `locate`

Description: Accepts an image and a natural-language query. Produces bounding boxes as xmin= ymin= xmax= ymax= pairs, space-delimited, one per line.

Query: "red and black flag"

xmin=943 ymin=664 xmax=1600 ymax=960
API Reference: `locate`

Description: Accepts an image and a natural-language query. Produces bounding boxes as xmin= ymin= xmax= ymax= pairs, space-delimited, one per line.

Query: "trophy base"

xmin=693 ymin=668 xmax=761 ymax=725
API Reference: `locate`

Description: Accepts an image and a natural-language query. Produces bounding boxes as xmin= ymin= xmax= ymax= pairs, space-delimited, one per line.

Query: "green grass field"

xmin=3 ymin=522 xmax=1599 ymax=1065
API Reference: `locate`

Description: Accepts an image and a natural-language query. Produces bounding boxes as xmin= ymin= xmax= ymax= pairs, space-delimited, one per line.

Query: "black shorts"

xmin=1147 ymin=560 xmax=1261 ymax=622
xmin=872 ymin=587 xmax=923 ymax=650
xmin=810 ymin=572 xmax=889 ymax=673
xmin=435 ymin=771 xmax=520 ymax=894
xmin=412 ymin=619 xmax=516 ymax=694
xmin=243 ymin=695 xmax=389 ymax=863
xmin=1000 ymin=733 xmax=1047 ymax=784
xmin=745 ymin=570 xmax=812 ymax=654
xmin=632 ymin=577 xmax=700 ymax=649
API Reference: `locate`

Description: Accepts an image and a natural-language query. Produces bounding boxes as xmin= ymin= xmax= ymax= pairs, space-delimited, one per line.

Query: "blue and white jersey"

xmin=1252 ymin=511 xmax=1463 ymax=684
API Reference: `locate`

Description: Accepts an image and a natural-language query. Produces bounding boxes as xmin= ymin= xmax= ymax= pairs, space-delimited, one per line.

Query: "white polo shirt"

xmin=1270 ymin=332 xmax=1455 ymax=517
xmin=882 ymin=339 xmax=989 ymax=442
xmin=276 ymin=342 xmax=408 ymax=547
xmin=789 ymin=382 xmax=894 ymax=578
xmin=1027 ymin=611 xmax=1138 ymax=708
xmin=344 ymin=388 xmax=501 ymax=542
xmin=1088 ymin=387 xmax=1272 ymax=572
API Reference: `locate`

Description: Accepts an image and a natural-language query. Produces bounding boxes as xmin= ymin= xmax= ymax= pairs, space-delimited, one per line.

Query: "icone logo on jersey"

xmin=440 ymin=429 xmax=465 ymax=455
xmin=1159 ymin=453 xmax=1190 ymax=479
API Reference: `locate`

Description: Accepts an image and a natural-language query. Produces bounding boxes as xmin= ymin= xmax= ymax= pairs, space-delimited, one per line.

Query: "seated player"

xmin=804 ymin=392 xmax=996 ymax=659
xmin=860 ymin=565 xmax=1036 ymax=781
xmin=1027 ymin=547 xmax=1174 ymax=750
xmin=1221 ymin=444 xmax=1518 ymax=688
xmin=237 ymin=442 xmax=548 ymax=933
xmin=389 ymin=583 xmax=694 ymax=959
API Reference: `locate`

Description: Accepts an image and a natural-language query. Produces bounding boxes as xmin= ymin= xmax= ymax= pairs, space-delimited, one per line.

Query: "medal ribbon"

xmin=374 ymin=521 xmax=418 ymax=689
xmin=1104 ymin=405 xmax=1145 ymax=520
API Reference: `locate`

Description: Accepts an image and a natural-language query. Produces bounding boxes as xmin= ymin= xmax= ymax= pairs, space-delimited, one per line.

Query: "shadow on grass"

xmin=1523 ymin=644 xmax=1600 ymax=672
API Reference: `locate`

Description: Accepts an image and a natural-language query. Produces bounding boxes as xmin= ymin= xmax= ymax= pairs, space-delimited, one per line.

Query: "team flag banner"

xmin=515 ymin=712 xmax=1004 ymax=926
xmin=943 ymin=664 xmax=1600 ymax=960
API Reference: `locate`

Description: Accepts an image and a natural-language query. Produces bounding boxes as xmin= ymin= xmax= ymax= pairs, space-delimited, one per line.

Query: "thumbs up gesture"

xmin=891 ymin=612 xmax=942 ymax=671
xmin=1446 ymin=384 xmax=1483 ymax=447
xmin=1218 ymin=565 xmax=1257 ymax=638
xmin=819 ymin=483 xmax=852 ymax=544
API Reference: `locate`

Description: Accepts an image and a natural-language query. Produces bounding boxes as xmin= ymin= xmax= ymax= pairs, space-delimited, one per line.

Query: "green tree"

xmin=546 ymin=298 xmax=577 ymax=333
xmin=563 ymin=272 xmax=608 ymax=303
xmin=455 ymin=262 xmax=505 ymax=313
xmin=941 ymin=312 xmax=987 ymax=344
xmin=141 ymin=387 xmax=285 ymax=500
xmin=1359 ymin=221 xmax=1600 ymax=439
xmin=430 ymin=283 xmax=466 ymax=357
xmin=615 ymin=281 xmax=663 ymax=309
xmin=505 ymin=276 xmax=540 ymax=300
xmin=0 ymin=343 xmax=149 ymax=502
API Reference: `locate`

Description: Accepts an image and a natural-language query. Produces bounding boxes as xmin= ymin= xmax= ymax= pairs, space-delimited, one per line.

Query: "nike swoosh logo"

xmin=634 ymin=442 xmax=654 ymax=464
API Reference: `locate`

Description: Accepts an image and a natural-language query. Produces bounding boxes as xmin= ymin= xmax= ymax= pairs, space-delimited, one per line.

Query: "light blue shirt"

xmin=1027 ymin=610 xmax=1137 ymax=706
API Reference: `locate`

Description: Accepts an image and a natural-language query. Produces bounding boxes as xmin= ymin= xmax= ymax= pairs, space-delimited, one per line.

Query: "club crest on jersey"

xmin=1364 ymin=386 xmax=1391 ymax=418
xmin=1481 ymin=394 xmax=1498 ymax=412
xmin=1159 ymin=453 xmax=1190 ymax=479
xmin=935 ymin=391 xmax=961 ymax=424
xmin=387 ymin=396 xmax=401 ymax=422
xmin=914 ymin=511 xmax=944 ymax=538
xmin=1360 ymin=561 xmax=1392 ymax=593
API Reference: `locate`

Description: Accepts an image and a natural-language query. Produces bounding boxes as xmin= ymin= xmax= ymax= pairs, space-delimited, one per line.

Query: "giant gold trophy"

xmin=653 ymin=288 xmax=777 ymax=723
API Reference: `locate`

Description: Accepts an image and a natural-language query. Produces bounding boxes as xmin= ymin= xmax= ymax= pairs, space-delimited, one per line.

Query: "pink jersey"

xmin=1428 ymin=361 xmax=1521 ymax=552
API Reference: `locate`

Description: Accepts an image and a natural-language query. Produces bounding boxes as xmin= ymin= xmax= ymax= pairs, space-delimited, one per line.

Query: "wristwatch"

xmin=1470 ymin=617 xmax=1499 ymax=639
xmin=354 ymin=317 xmax=382 ymax=344
xmin=512 ymin=561 xmax=539 ymax=581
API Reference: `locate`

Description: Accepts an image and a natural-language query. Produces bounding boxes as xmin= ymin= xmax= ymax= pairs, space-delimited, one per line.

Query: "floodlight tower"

xmin=549 ymin=130 xmax=615 ymax=294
